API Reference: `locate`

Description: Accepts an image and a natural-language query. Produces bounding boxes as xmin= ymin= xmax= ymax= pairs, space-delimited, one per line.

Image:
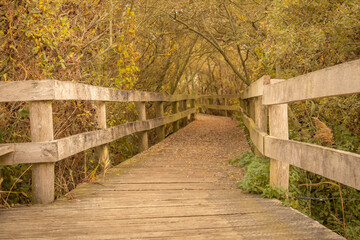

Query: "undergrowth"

xmin=229 ymin=151 xmax=360 ymax=239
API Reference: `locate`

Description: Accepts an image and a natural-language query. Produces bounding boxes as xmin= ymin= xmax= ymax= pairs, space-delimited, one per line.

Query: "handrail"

xmin=0 ymin=81 xmax=198 ymax=203
xmin=263 ymin=59 xmax=360 ymax=105
xmin=199 ymin=59 xmax=360 ymax=191
xmin=0 ymin=80 xmax=198 ymax=102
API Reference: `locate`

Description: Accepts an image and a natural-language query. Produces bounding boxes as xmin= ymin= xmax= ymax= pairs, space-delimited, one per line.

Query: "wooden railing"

xmin=199 ymin=59 xmax=360 ymax=191
xmin=1 ymin=59 xmax=359 ymax=205
xmin=0 ymin=80 xmax=197 ymax=203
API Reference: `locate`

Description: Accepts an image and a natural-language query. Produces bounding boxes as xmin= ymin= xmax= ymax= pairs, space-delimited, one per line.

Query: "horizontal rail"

xmin=241 ymin=75 xmax=270 ymax=99
xmin=0 ymin=80 xmax=198 ymax=103
xmin=264 ymin=136 xmax=360 ymax=190
xmin=0 ymin=142 xmax=58 ymax=165
xmin=239 ymin=108 xmax=267 ymax=155
xmin=0 ymin=108 xmax=195 ymax=165
xmin=204 ymin=101 xmax=360 ymax=190
xmin=201 ymin=94 xmax=241 ymax=99
xmin=263 ymin=59 xmax=360 ymax=105
xmin=0 ymin=145 xmax=15 ymax=157
xmin=198 ymin=104 xmax=241 ymax=111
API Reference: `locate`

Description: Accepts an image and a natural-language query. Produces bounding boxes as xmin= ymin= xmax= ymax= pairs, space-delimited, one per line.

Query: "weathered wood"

xmin=239 ymin=108 xmax=267 ymax=155
xmin=94 ymin=102 xmax=109 ymax=167
xmin=155 ymin=102 xmax=165 ymax=141
xmin=172 ymin=101 xmax=179 ymax=132
xmin=135 ymin=102 xmax=148 ymax=152
xmin=202 ymin=94 xmax=241 ymax=99
xmin=249 ymin=99 xmax=256 ymax=120
xmin=182 ymin=100 xmax=188 ymax=126
xmin=198 ymin=105 xmax=241 ymax=111
xmin=224 ymin=98 xmax=228 ymax=117
xmin=0 ymin=80 xmax=198 ymax=103
xmin=0 ymin=142 xmax=58 ymax=165
xmin=0 ymin=145 xmax=14 ymax=157
xmin=0 ymin=115 xmax=344 ymax=240
xmin=0 ymin=109 xmax=195 ymax=164
xmin=264 ymin=136 xmax=360 ymax=190
xmin=29 ymin=101 xmax=55 ymax=204
xmin=0 ymin=80 xmax=55 ymax=102
xmin=56 ymin=108 xmax=195 ymax=160
xmin=263 ymin=59 xmax=360 ymax=105
xmin=241 ymin=76 xmax=270 ymax=99
xmin=254 ymin=97 xmax=267 ymax=133
xmin=268 ymin=89 xmax=289 ymax=189
xmin=190 ymin=99 xmax=195 ymax=121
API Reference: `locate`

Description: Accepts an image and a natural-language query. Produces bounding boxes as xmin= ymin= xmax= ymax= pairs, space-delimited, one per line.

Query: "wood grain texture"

xmin=29 ymin=101 xmax=55 ymax=204
xmin=264 ymin=136 xmax=360 ymax=190
xmin=172 ymin=101 xmax=180 ymax=132
xmin=0 ymin=109 xmax=195 ymax=165
xmin=268 ymin=102 xmax=289 ymax=189
xmin=241 ymin=75 xmax=270 ymax=99
xmin=155 ymin=102 xmax=165 ymax=141
xmin=239 ymin=108 xmax=267 ymax=155
xmin=0 ymin=115 xmax=344 ymax=240
xmin=0 ymin=145 xmax=14 ymax=157
xmin=0 ymin=142 xmax=58 ymax=165
xmin=56 ymin=108 xmax=195 ymax=160
xmin=0 ymin=80 xmax=198 ymax=103
xmin=0 ymin=80 xmax=55 ymax=102
xmin=263 ymin=59 xmax=360 ymax=105
xmin=94 ymin=102 xmax=109 ymax=166
xmin=135 ymin=102 xmax=148 ymax=152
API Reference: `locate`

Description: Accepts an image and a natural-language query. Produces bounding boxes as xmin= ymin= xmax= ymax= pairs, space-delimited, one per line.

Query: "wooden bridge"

xmin=0 ymin=60 xmax=359 ymax=239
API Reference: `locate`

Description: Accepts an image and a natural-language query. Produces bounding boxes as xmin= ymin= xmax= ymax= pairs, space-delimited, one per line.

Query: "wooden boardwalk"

xmin=0 ymin=115 xmax=343 ymax=239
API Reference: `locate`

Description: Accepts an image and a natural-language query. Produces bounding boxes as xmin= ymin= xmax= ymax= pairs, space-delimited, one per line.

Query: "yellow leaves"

xmin=260 ymin=21 xmax=265 ymax=30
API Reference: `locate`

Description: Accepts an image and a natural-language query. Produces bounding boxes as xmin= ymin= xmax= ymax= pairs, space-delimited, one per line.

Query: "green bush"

xmin=229 ymin=150 xmax=360 ymax=240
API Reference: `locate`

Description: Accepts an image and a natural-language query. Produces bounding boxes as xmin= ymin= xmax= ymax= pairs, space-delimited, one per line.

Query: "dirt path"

xmin=0 ymin=114 xmax=343 ymax=239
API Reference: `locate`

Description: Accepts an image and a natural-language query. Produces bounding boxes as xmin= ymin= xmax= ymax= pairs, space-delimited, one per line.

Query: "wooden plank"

xmin=0 ymin=80 xmax=55 ymax=102
xmin=0 ymin=80 xmax=198 ymax=103
xmin=201 ymin=94 xmax=241 ymax=99
xmin=264 ymin=136 xmax=360 ymax=190
xmin=0 ymin=145 xmax=14 ymax=156
xmin=155 ymin=102 xmax=165 ymax=141
xmin=239 ymin=109 xmax=267 ymax=155
xmin=0 ymin=142 xmax=58 ymax=165
xmin=198 ymin=105 xmax=241 ymax=111
xmin=135 ymin=102 xmax=148 ymax=152
xmin=57 ymin=108 xmax=195 ymax=160
xmin=0 ymin=114 xmax=344 ymax=240
xmin=241 ymin=76 xmax=270 ymax=99
xmin=268 ymin=101 xmax=289 ymax=189
xmin=29 ymin=101 xmax=55 ymax=204
xmin=0 ymin=109 xmax=195 ymax=165
xmin=94 ymin=101 xmax=109 ymax=166
xmin=263 ymin=59 xmax=360 ymax=105
xmin=172 ymin=101 xmax=180 ymax=132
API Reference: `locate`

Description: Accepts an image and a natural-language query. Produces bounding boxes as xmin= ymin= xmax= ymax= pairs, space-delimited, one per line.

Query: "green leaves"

xmin=18 ymin=108 xmax=29 ymax=118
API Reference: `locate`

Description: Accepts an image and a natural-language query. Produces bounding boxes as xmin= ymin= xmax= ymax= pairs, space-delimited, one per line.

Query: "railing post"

xmin=224 ymin=98 xmax=228 ymax=117
xmin=94 ymin=102 xmax=109 ymax=169
xmin=155 ymin=102 xmax=165 ymax=141
xmin=183 ymin=100 xmax=188 ymax=126
xmin=172 ymin=101 xmax=179 ymax=132
xmin=29 ymin=101 xmax=54 ymax=204
xmin=190 ymin=99 xmax=195 ymax=121
xmin=267 ymin=79 xmax=289 ymax=189
xmin=208 ymin=97 xmax=213 ymax=114
xmin=135 ymin=102 xmax=148 ymax=152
